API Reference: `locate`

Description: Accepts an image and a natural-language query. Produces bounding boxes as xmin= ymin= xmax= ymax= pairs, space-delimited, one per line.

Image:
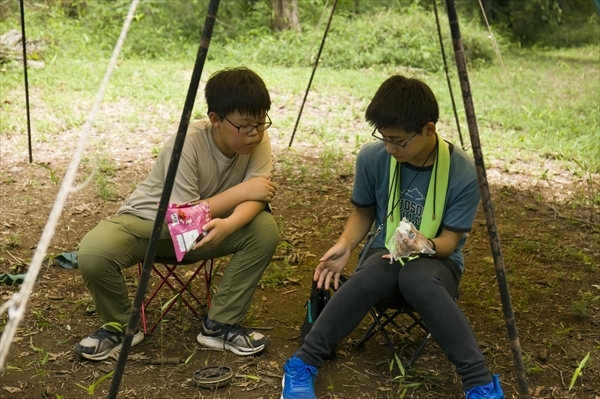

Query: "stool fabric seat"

xmin=353 ymin=293 xmax=432 ymax=368
xmin=138 ymin=258 xmax=213 ymax=333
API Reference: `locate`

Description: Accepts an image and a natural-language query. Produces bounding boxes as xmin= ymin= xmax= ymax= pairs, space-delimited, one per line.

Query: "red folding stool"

xmin=137 ymin=258 xmax=213 ymax=333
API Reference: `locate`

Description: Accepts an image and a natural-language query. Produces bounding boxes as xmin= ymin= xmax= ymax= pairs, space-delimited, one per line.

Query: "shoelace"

xmin=223 ymin=324 xmax=256 ymax=347
xmin=289 ymin=364 xmax=314 ymax=388
xmin=92 ymin=328 xmax=119 ymax=340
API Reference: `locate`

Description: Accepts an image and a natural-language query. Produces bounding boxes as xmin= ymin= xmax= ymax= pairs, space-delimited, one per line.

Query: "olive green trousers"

xmin=77 ymin=211 xmax=279 ymax=331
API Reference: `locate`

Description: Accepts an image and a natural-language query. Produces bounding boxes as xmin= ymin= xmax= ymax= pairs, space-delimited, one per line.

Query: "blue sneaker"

xmin=281 ymin=356 xmax=318 ymax=399
xmin=466 ymin=374 xmax=505 ymax=399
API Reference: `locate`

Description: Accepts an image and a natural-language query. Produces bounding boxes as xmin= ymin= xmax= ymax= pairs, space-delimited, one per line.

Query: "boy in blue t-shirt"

xmin=281 ymin=75 xmax=505 ymax=399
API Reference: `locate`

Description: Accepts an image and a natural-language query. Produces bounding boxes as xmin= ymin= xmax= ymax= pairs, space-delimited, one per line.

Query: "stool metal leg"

xmin=355 ymin=307 xmax=431 ymax=369
xmin=140 ymin=259 xmax=213 ymax=333
xmin=137 ymin=263 xmax=148 ymax=334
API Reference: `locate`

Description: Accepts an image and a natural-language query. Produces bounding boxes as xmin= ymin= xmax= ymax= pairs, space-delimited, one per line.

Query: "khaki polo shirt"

xmin=118 ymin=120 xmax=272 ymax=221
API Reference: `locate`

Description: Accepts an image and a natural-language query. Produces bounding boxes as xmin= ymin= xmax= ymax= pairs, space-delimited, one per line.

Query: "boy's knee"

xmin=77 ymin=251 xmax=114 ymax=282
xmin=398 ymin=263 xmax=434 ymax=299
xmin=260 ymin=222 xmax=280 ymax=252
xmin=248 ymin=212 xmax=280 ymax=253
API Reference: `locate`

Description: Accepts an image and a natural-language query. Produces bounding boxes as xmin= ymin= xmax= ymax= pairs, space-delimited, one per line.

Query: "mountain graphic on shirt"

xmin=404 ymin=188 xmax=425 ymax=201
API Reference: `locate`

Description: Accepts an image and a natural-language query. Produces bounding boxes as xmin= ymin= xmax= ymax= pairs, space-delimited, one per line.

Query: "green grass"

xmin=2 ymin=50 xmax=598 ymax=172
xmin=467 ymin=45 xmax=599 ymax=172
xmin=260 ymin=262 xmax=297 ymax=288
xmin=1 ymin=4 xmax=598 ymax=176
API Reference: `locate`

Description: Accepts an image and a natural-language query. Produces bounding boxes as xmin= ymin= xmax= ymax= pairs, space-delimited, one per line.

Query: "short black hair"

xmin=205 ymin=67 xmax=271 ymax=119
xmin=365 ymin=75 xmax=439 ymax=133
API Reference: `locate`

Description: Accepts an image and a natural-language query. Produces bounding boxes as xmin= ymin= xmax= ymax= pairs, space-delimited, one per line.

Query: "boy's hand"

xmin=244 ymin=176 xmax=278 ymax=203
xmin=396 ymin=229 xmax=428 ymax=256
xmin=388 ymin=219 xmax=435 ymax=259
xmin=314 ymin=242 xmax=351 ymax=291
xmin=192 ymin=218 xmax=232 ymax=250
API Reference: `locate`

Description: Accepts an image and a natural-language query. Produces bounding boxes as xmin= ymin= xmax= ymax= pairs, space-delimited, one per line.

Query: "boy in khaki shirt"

xmin=74 ymin=67 xmax=279 ymax=360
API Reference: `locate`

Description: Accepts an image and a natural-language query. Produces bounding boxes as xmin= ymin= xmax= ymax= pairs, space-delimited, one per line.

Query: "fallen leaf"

xmin=356 ymin=372 xmax=369 ymax=384
xmin=129 ymin=353 xmax=150 ymax=361
xmin=534 ymin=386 xmax=545 ymax=397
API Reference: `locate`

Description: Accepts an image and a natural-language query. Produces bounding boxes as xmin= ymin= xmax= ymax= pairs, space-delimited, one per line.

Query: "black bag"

xmin=300 ymin=281 xmax=331 ymax=343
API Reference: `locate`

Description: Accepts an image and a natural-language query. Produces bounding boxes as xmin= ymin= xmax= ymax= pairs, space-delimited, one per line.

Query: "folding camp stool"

xmin=344 ymin=230 xmax=436 ymax=368
xmin=354 ymin=287 xmax=461 ymax=368
xmin=353 ymin=296 xmax=431 ymax=368
xmin=137 ymin=258 xmax=213 ymax=333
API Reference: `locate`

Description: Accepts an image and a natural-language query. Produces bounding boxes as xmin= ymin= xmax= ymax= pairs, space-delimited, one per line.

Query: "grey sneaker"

xmin=196 ymin=316 xmax=270 ymax=356
xmin=73 ymin=328 xmax=144 ymax=361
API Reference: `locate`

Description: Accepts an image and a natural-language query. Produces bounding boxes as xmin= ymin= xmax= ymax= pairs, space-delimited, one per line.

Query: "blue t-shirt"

xmin=351 ymin=141 xmax=480 ymax=270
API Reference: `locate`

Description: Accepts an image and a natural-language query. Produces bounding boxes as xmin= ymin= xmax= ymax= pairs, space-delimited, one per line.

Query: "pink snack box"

xmin=165 ymin=201 xmax=211 ymax=262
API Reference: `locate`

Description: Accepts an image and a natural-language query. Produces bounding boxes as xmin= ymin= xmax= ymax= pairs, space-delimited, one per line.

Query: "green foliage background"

xmin=0 ymin=0 xmax=598 ymax=172
xmin=1 ymin=0 xmax=597 ymax=69
xmin=0 ymin=0 xmax=500 ymax=70
xmin=1 ymin=0 xmax=595 ymax=67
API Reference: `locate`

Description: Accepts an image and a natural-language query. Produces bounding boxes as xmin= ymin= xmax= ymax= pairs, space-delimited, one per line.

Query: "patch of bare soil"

xmin=0 ymin=141 xmax=599 ymax=399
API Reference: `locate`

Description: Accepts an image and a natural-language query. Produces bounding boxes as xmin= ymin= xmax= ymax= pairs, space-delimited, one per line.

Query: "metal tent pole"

xmin=288 ymin=0 xmax=338 ymax=148
xmin=106 ymin=1 xmax=220 ymax=397
xmin=19 ymin=0 xmax=33 ymax=163
xmin=444 ymin=0 xmax=531 ymax=397
xmin=432 ymin=0 xmax=465 ymax=149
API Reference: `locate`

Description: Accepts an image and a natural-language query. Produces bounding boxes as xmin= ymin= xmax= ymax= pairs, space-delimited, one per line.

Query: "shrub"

xmin=1 ymin=0 xmax=499 ymax=70
xmin=209 ymin=5 xmax=498 ymax=71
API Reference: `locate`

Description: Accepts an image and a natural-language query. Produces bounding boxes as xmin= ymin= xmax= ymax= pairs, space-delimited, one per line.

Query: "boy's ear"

xmin=208 ymin=112 xmax=221 ymax=127
xmin=422 ymin=122 xmax=436 ymax=136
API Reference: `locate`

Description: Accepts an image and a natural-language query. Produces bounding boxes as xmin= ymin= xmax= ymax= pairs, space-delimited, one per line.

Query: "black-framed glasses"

xmin=371 ymin=128 xmax=418 ymax=148
xmin=225 ymin=114 xmax=272 ymax=136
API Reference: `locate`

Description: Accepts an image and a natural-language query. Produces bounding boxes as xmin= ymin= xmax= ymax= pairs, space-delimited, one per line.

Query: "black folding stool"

xmin=353 ymin=290 xmax=432 ymax=368
xmin=347 ymin=232 xmax=435 ymax=368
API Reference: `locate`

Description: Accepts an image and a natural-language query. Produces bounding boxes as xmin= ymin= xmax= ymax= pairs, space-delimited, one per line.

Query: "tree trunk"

xmin=272 ymin=0 xmax=301 ymax=32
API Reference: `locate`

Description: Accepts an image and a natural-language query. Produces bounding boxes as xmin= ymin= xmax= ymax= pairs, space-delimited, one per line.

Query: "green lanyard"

xmin=384 ymin=134 xmax=451 ymax=253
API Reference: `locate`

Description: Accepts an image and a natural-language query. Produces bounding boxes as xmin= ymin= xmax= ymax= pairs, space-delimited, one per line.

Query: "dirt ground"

xmin=1 ymin=131 xmax=599 ymax=399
